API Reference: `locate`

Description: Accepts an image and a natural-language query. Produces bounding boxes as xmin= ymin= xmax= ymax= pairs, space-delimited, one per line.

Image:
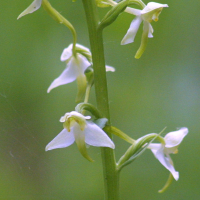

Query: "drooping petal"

xmin=17 ymin=0 xmax=42 ymax=19
xmin=121 ymin=16 xmax=142 ymax=45
xmin=135 ymin=21 xmax=149 ymax=59
xmin=151 ymin=145 xmax=179 ymax=180
xmin=164 ymin=127 xmax=188 ymax=148
xmin=45 ymin=129 xmax=75 ymax=151
xmin=84 ymin=121 xmax=115 ymax=149
xmin=73 ymin=123 xmax=93 ymax=161
xmin=47 ymin=60 xmax=79 ymax=93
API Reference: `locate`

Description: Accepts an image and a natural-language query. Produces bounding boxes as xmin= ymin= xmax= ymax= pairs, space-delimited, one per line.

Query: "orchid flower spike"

xmin=148 ymin=127 xmax=188 ymax=180
xmin=121 ymin=2 xmax=168 ymax=58
xmin=45 ymin=111 xmax=115 ymax=161
xmin=17 ymin=0 xmax=42 ymax=19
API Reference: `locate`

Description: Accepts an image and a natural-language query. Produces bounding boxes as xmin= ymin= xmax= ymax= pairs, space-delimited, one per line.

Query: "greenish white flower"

xmin=121 ymin=2 xmax=168 ymax=58
xmin=148 ymin=127 xmax=188 ymax=180
xmin=46 ymin=111 xmax=115 ymax=161
xmin=17 ymin=0 xmax=42 ymax=19
xmin=47 ymin=44 xmax=91 ymax=94
xmin=47 ymin=44 xmax=115 ymax=93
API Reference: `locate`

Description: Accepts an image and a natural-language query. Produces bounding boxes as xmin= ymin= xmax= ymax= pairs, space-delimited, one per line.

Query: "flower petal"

xmin=45 ymin=129 xmax=75 ymax=151
xmin=60 ymin=44 xmax=73 ymax=62
xmin=84 ymin=121 xmax=115 ymax=149
xmin=121 ymin=16 xmax=142 ymax=45
xmin=151 ymin=146 xmax=179 ymax=180
xmin=125 ymin=7 xmax=142 ymax=16
xmin=75 ymin=54 xmax=91 ymax=74
xmin=141 ymin=2 xmax=168 ymax=22
xmin=17 ymin=0 xmax=42 ymax=19
xmin=148 ymin=143 xmax=162 ymax=150
xmin=141 ymin=2 xmax=168 ymax=14
xmin=164 ymin=127 xmax=188 ymax=148
xmin=47 ymin=60 xmax=79 ymax=93
xmin=148 ymin=23 xmax=154 ymax=38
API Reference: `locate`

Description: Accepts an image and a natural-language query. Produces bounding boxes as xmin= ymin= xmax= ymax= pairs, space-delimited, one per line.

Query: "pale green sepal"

xmin=104 ymin=126 xmax=135 ymax=144
xmin=99 ymin=0 xmax=128 ymax=30
xmin=117 ymin=133 xmax=159 ymax=171
xmin=93 ymin=118 xmax=108 ymax=129
xmin=74 ymin=127 xmax=93 ymax=162
xmin=158 ymin=173 xmax=173 ymax=193
xmin=75 ymin=103 xmax=102 ymax=119
xmin=17 ymin=0 xmax=42 ymax=19
xmin=75 ymin=74 xmax=87 ymax=103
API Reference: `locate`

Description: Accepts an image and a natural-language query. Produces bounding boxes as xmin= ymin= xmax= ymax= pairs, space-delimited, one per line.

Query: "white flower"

xmin=46 ymin=111 xmax=115 ymax=160
xmin=47 ymin=44 xmax=91 ymax=93
xmin=47 ymin=44 xmax=115 ymax=102
xmin=17 ymin=0 xmax=42 ymax=19
xmin=148 ymin=127 xmax=188 ymax=180
xmin=47 ymin=44 xmax=115 ymax=93
xmin=121 ymin=2 xmax=168 ymax=58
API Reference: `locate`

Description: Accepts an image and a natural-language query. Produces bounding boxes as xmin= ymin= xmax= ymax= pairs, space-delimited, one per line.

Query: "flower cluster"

xmin=17 ymin=0 xmax=188 ymax=192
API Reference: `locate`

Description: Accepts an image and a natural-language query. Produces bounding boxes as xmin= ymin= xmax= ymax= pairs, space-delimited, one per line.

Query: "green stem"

xmin=82 ymin=0 xmax=119 ymax=199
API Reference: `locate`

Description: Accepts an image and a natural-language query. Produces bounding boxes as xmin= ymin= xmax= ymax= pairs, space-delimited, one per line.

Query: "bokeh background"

xmin=0 ymin=0 xmax=199 ymax=199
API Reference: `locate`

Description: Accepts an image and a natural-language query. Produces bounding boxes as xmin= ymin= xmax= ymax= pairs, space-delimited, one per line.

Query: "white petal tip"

xmin=45 ymin=145 xmax=51 ymax=151
xmin=111 ymin=144 xmax=115 ymax=149
xmin=47 ymin=88 xmax=51 ymax=93
xmin=121 ymin=39 xmax=133 ymax=45
xmin=173 ymin=172 xmax=179 ymax=181
xmin=106 ymin=66 xmax=115 ymax=72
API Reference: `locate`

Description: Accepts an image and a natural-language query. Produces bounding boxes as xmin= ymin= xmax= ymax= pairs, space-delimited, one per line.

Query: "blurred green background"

xmin=0 ymin=0 xmax=199 ymax=199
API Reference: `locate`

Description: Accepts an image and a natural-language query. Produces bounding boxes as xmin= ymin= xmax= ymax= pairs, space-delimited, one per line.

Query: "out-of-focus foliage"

xmin=0 ymin=0 xmax=199 ymax=199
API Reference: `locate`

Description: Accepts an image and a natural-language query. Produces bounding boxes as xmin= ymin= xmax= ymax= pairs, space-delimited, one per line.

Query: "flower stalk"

xmin=82 ymin=0 xmax=119 ymax=199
